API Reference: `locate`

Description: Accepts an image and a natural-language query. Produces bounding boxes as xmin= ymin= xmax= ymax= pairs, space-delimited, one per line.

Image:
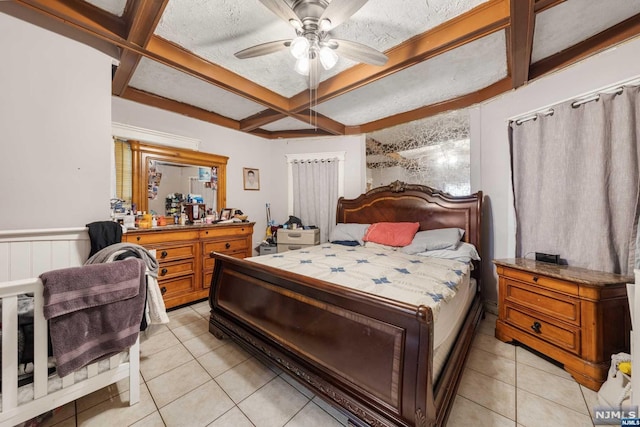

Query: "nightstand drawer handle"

xmin=532 ymin=276 xmax=539 ymax=282
xmin=531 ymin=321 xmax=542 ymax=333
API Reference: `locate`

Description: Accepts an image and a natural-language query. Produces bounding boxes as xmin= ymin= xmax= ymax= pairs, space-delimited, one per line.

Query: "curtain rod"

xmin=510 ymin=75 xmax=640 ymax=125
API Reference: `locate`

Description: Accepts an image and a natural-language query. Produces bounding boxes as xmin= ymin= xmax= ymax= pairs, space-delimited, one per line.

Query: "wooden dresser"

xmin=124 ymin=223 xmax=254 ymax=309
xmin=494 ymin=258 xmax=631 ymax=390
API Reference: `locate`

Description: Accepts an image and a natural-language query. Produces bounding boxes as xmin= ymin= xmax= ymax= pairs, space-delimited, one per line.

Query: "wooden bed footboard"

xmin=209 ymin=254 xmax=483 ymax=427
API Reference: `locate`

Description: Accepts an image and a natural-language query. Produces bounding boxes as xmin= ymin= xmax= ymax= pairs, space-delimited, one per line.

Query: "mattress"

xmin=248 ymin=243 xmax=472 ymax=321
xmin=432 ymin=278 xmax=476 ymax=381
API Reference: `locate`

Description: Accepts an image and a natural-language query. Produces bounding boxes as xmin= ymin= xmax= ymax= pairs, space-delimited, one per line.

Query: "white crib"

xmin=0 ymin=228 xmax=140 ymax=427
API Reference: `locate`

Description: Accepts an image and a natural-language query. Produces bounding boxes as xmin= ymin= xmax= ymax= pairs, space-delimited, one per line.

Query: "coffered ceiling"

xmin=6 ymin=0 xmax=640 ymax=139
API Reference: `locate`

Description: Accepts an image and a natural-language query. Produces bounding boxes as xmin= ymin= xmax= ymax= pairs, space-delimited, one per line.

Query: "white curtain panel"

xmin=510 ymin=86 xmax=640 ymax=275
xmin=292 ymin=158 xmax=339 ymax=243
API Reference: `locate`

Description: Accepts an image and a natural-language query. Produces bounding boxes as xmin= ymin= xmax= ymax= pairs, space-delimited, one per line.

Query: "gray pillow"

xmin=329 ymin=223 xmax=370 ymax=246
xmin=416 ymin=242 xmax=480 ymax=263
xmin=401 ymin=228 xmax=464 ymax=255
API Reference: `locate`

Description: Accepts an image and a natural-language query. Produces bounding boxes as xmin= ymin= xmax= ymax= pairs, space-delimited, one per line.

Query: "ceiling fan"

xmin=235 ymin=0 xmax=388 ymax=89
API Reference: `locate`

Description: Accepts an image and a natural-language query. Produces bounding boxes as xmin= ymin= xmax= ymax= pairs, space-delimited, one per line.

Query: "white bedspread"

xmin=248 ymin=244 xmax=470 ymax=321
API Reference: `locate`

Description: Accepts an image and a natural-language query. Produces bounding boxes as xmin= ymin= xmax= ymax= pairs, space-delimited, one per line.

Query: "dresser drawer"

xmin=505 ymin=304 xmax=581 ymax=354
xmin=203 ymin=238 xmax=248 ymax=256
xmin=203 ymin=251 xmax=246 ymax=270
xmin=157 ymin=260 xmax=195 ymax=281
xmin=500 ymin=267 xmax=578 ymax=295
xmin=157 ymin=275 xmax=196 ymax=299
xmin=278 ymin=229 xmax=320 ymax=245
xmin=155 ymin=243 xmax=197 ymax=263
xmin=504 ymin=279 xmax=580 ymax=326
xmin=200 ymin=226 xmax=252 ymax=239
xmin=125 ymin=230 xmax=199 ymax=246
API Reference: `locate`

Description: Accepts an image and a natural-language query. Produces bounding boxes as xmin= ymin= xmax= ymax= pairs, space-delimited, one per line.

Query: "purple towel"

xmin=39 ymin=258 xmax=145 ymax=377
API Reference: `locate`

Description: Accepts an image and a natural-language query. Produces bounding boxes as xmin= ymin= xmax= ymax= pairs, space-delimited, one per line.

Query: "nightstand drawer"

xmin=504 ymin=279 xmax=580 ymax=326
xmin=505 ymin=304 xmax=581 ymax=354
xmin=500 ymin=267 xmax=578 ymax=295
xmin=278 ymin=229 xmax=320 ymax=245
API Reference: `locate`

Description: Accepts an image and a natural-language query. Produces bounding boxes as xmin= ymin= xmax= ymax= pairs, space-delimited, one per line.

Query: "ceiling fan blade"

xmin=331 ymin=39 xmax=388 ymax=66
xmin=259 ymin=0 xmax=301 ymax=27
xmin=235 ymin=40 xmax=290 ymax=59
xmin=309 ymin=56 xmax=320 ymax=90
xmin=319 ymin=0 xmax=368 ymax=30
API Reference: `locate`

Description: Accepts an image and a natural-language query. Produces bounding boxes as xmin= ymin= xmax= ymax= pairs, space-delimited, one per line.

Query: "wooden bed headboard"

xmin=336 ymin=180 xmax=483 ymax=257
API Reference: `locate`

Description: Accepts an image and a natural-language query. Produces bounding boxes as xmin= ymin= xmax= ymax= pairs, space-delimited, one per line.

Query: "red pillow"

xmin=363 ymin=222 xmax=420 ymax=247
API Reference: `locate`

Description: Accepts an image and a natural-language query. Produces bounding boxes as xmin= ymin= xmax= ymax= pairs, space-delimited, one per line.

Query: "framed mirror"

xmin=130 ymin=141 xmax=227 ymax=219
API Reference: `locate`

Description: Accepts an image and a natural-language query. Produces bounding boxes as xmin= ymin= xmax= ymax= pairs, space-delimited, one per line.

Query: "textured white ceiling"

xmin=314 ymin=30 xmax=507 ymax=126
xmin=154 ymin=0 xmax=489 ymax=97
xmin=128 ymin=57 xmax=267 ymax=120
xmin=532 ymin=0 xmax=640 ymax=63
xmin=260 ymin=116 xmax=316 ymax=132
xmin=85 ymin=0 xmax=127 ymax=17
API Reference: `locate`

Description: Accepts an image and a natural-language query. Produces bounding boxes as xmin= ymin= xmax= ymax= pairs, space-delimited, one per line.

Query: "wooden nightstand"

xmin=494 ymin=258 xmax=632 ymax=391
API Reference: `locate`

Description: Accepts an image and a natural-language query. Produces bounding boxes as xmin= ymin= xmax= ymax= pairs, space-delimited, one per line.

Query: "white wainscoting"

xmin=0 ymin=228 xmax=90 ymax=281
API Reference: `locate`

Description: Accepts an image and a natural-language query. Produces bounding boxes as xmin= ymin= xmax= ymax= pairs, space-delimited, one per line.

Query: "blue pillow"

xmin=331 ymin=240 xmax=360 ymax=246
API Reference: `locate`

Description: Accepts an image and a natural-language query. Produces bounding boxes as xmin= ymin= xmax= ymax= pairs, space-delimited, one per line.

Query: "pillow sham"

xmin=417 ymin=242 xmax=480 ymax=263
xmin=401 ymin=228 xmax=465 ymax=255
xmin=363 ymin=222 xmax=420 ymax=247
xmin=329 ymin=223 xmax=370 ymax=246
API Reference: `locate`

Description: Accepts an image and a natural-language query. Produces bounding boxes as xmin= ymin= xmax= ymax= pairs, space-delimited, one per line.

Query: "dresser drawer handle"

xmin=532 ymin=276 xmax=539 ymax=282
xmin=160 ymin=286 xmax=167 ymax=295
xmin=160 ymin=268 xmax=168 ymax=276
xmin=531 ymin=321 xmax=542 ymax=333
xmin=161 ymin=250 xmax=168 ymax=258
xmin=225 ymin=242 xmax=231 ymax=249
xmin=136 ymin=236 xmax=141 ymax=241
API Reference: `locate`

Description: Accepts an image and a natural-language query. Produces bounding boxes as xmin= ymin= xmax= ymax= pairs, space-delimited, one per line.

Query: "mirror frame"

xmin=130 ymin=141 xmax=228 ymax=215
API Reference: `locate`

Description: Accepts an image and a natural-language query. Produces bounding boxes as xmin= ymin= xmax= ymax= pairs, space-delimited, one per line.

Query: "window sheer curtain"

xmin=510 ymin=86 xmax=640 ymax=275
xmin=292 ymin=158 xmax=339 ymax=243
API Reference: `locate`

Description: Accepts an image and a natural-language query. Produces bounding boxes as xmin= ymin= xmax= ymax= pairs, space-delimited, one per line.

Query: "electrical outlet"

xmin=535 ymin=252 xmax=560 ymax=264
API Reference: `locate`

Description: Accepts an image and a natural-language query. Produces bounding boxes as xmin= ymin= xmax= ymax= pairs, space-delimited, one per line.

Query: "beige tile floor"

xmin=36 ymin=302 xmax=599 ymax=427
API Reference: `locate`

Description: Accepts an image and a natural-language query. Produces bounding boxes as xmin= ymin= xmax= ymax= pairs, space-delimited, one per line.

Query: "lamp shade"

xmin=319 ymin=46 xmax=338 ymax=70
xmin=290 ymin=36 xmax=309 ymax=59
xmin=294 ymin=56 xmax=310 ymax=75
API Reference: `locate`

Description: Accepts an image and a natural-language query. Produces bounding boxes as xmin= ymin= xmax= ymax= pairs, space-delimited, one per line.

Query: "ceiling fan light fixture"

xmin=289 ymin=18 xmax=302 ymax=31
xmin=319 ymin=18 xmax=332 ymax=32
xmin=319 ymin=46 xmax=338 ymax=70
xmin=294 ymin=56 xmax=310 ymax=75
xmin=290 ymin=36 xmax=309 ymax=59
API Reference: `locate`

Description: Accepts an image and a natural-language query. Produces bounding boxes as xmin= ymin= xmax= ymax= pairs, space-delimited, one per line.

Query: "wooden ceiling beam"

xmin=533 ymin=0 xmax=567 ymax=13
xmin=289 ymin=110 xmax=345 ymax=135
xmin=258 ymin=129 xmax=334 ymax=139
xmin=347 ymin=77 xmax=512 ymax=135
xmin=112 ymin=0 xmax=169 ymax=96
xmin=121 ymin=87 xmax=240 ymax=130
xmin=508 ymin=0 xmax=535 ymax=88
xmin=529 ymin=12 xmax=640 ymax=81
xmin=240 ymin=110 xmax=288 ymax=132
xmin=288 ymin=0 xmax=510 ymax=112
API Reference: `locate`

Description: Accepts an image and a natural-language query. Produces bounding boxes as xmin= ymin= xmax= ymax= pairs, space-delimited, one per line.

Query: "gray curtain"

xmin=292 ymin=158 xmax=339 ymax=243
xmin=510 ymin=86 xmax=640 ymax=275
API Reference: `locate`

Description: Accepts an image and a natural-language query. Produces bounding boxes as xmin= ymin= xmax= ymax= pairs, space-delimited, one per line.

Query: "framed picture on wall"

xmin=243 ymin=168 xmax=260 ymax=190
